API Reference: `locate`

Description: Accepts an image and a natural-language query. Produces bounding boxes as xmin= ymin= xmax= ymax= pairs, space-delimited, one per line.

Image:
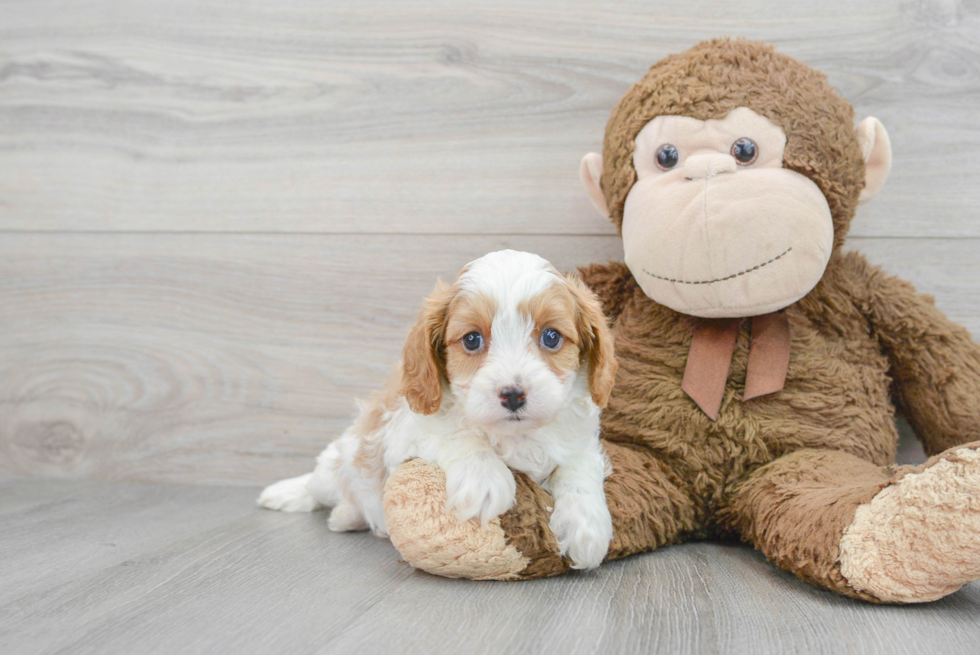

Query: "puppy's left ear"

xmin=400 ymin=281 xmax=454 ymax=415
xmin=568 ymin=275 xmax=617 ymax=408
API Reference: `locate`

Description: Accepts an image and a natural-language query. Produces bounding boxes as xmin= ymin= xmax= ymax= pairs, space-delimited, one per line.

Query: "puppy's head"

xmin=400 ymin=250 xmax=616 ymax=432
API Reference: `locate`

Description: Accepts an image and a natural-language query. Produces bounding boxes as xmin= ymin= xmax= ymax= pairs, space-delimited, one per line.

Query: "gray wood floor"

xmin=4 ymin=0 xmax=980 ymax=653
xmin=2 ymin=477 xmax=979 ymax=655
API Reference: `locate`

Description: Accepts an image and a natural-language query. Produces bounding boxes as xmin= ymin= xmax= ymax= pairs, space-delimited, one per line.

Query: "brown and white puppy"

xmin=258 ymin=250 xmax=617 ymax=569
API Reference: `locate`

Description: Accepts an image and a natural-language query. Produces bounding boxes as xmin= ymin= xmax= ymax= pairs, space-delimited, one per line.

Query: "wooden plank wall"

xmin=2 ymin=0 xmax=979 ymax=486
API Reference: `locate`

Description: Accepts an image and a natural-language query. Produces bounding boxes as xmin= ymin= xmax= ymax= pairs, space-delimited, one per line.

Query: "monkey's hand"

xmin=383 ymin=459 xmax=570 ymax=580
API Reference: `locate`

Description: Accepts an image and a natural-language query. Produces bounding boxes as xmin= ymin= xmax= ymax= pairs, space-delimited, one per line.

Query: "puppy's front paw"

xmin=444 ymin=454 xmax=517 ymax=526
xmin=549 ymin=494 xmax=613 ymax=570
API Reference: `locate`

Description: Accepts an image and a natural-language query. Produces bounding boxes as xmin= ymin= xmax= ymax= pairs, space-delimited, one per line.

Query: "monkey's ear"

xmin=579 ymin=153 xmax=609 ymax=219
xmin=856 ymin=117 xmax=892 ymax=204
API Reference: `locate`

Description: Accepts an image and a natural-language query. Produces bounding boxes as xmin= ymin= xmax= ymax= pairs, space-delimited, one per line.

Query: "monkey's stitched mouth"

xmin=642 ymin=246 xmax=793 ymax=286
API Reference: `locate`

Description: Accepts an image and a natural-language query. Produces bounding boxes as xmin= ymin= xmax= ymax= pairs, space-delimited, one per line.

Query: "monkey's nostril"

xmin=498 ymin=387 xmax=526 ymax=412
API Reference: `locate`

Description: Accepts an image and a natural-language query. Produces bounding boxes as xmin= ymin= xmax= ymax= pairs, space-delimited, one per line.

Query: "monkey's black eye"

xmin=731 ymin=138 xmax=758 ymax=165
xmin=462 ymin=332 xmax=484 ymax=352
xmin=655 ymin=144 xmax=679 ymax=171
xmin=540 ymin=328 xmax=563 ymax=351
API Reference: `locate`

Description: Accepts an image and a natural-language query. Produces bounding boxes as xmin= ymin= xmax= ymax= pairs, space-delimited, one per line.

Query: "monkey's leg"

xmin=724 ymin=446 xmax=980 ymax=603
xmin=382 ymin=442 xmax=698 ymax=580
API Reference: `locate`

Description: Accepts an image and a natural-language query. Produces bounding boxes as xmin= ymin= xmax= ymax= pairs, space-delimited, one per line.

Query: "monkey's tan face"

xmin=621 ymin=107 xmax=834 ymax=318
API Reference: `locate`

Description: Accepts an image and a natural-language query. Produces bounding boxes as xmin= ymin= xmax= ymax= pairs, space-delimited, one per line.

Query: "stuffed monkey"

xmin=381 ymin=39 xmax=980 ymax=603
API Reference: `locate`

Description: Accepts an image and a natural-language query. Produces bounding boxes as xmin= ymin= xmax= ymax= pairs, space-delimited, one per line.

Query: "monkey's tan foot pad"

xmin=839 ymin=444 xmax=980 ymax=603
xmin=383 ymin=459 xmax=570 ymax=581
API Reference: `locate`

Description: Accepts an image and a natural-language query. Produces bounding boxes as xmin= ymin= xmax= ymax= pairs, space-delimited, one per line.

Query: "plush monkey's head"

xmin=581 ymin=39 xmax=891 ymax=318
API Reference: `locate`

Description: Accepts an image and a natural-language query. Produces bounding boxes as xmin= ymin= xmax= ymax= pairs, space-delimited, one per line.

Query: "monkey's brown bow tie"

xmin=681 ymin=312 xmax=790 ymax=420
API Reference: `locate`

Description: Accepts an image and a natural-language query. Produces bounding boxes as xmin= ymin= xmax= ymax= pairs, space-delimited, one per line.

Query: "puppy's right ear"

xmin=400 ymin=281 xmax=454 ymax=415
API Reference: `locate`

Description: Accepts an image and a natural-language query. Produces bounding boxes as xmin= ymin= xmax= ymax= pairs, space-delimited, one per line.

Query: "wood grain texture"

xmin=2 ymin=478 xmax=979 ymax=655
xmin=0 ymin=234 xmax=976 ymax=485
xmin=1 ymin=0 xmax=979 ymax=236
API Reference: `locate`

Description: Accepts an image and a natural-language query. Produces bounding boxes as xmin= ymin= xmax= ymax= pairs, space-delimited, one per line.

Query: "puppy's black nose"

xmin=499 ymin=387 xmax=526 ymax=412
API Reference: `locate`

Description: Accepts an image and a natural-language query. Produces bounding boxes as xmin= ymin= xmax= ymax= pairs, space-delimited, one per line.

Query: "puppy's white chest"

xmin=491 ymin=432 xmax=558 ymax=485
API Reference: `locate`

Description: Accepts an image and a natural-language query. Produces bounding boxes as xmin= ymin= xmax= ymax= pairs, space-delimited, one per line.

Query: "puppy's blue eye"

xmin=540 ymin=328 xmax=563 ymax=351
xmin=462 ymin=332 xmax=483 ymax=352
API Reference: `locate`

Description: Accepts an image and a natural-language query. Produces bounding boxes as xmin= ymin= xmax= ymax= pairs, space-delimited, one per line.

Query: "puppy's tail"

xmin=256 ymin=439 xmax=347 ymax=512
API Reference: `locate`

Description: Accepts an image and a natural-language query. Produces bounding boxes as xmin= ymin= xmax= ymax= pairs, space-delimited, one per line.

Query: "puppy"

xmin=258 ymin=249 xmax=617 ymax=569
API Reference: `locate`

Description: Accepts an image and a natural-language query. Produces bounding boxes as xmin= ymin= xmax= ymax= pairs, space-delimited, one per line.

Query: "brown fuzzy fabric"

xmin=576 ymin=261 xmax=637 ymax=323
xmin=863 ymin=271 xmax=980 ymax=455
xmin=722 ymin=449 xmax=892 ymax=603
xmin=498 ymin=472 xmax=570 ymax=579
xmin=602 ymin=441 xmax=699 ymax=558
xmin=382 ymin=39 xmax=980 ymax=602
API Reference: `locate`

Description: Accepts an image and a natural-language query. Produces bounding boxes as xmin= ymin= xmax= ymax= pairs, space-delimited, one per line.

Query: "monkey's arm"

xmin=383 ymin=441 xmax=697 ymax=580
xmin=860 ymin=257 xmax=980 ymax=455
xmin=576 ymin=261 xmax=637 ymax=323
